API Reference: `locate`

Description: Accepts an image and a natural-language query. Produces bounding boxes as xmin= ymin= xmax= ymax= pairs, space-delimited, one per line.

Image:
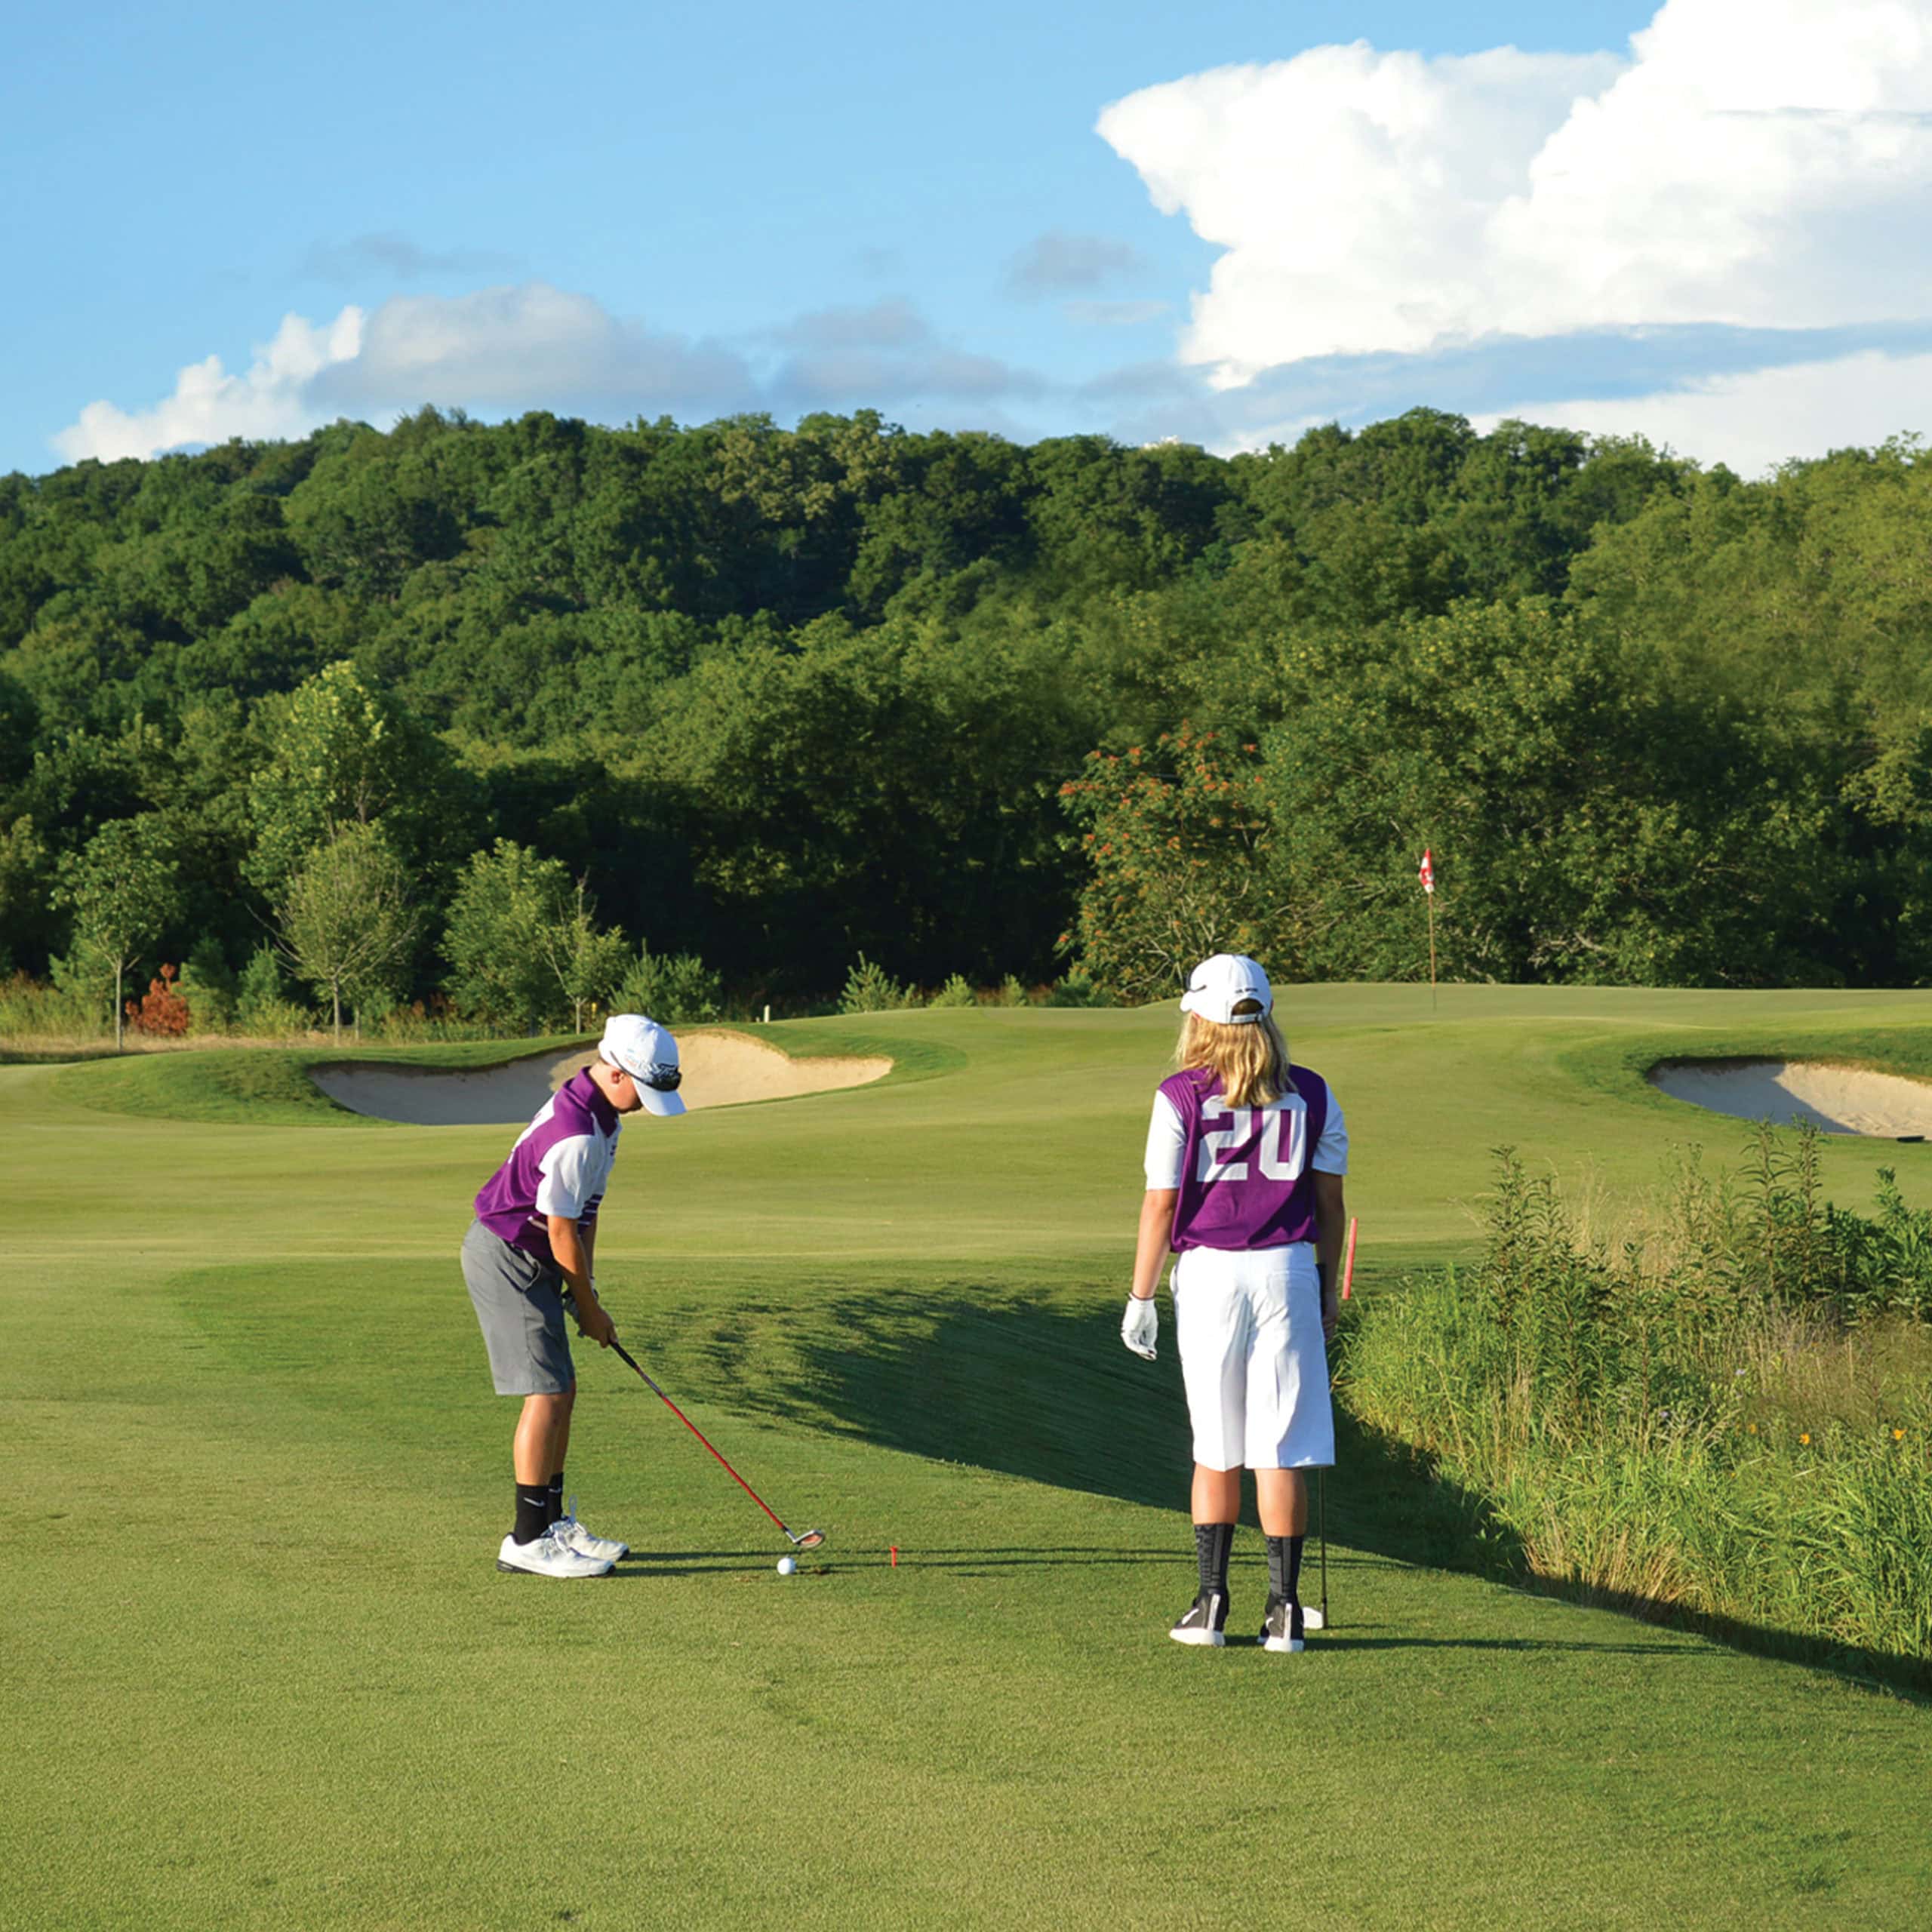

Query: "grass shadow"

xmin=710 ymin=1283 xmax=1931 ymax=1699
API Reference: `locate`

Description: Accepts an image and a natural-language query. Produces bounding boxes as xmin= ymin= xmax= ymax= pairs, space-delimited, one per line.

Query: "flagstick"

xmin=1427 ymin=890 xmax=1438 ymax=1010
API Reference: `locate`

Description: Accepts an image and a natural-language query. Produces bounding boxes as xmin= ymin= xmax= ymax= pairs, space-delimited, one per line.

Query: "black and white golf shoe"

xmin=1259 ymin=1593 xmax=1306 ymax=1653
xmin=1170 ymin=1588 xmax=1229 ymax=1647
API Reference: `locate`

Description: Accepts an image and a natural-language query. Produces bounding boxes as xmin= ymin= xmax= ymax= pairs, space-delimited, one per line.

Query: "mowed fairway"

xmin=5 ymin=986 xmax=1932 ymax=1930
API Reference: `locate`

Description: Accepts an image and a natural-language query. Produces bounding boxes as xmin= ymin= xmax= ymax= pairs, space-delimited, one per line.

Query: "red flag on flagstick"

xmin=1419 ymin=848 xmax=1435 ymax=894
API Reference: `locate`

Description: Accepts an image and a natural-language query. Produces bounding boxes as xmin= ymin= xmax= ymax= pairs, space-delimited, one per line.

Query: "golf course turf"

xmin=5 ymin=986 xmax=1931 ymax=1929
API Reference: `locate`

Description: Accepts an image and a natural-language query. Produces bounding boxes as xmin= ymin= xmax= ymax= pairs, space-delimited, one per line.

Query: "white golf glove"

xmin=1121 ymin=1294 xmax=1158 ymax=1361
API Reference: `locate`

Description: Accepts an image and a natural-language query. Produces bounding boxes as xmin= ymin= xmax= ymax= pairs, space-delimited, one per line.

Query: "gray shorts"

xmin=461 ymin=1219 xmax=575 ymax=1395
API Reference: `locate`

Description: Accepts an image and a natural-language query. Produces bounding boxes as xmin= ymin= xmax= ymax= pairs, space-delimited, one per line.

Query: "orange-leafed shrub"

xmin=127 ymin=962 xmax=192 ymax=1036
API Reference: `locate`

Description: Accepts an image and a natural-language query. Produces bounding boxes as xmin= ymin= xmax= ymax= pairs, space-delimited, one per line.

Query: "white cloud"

xmin=1479 ymin=348 xmax=1932 ymax=475
xmin=53 ymin=309 xmax=365 ymax=463
xmin=1099 ymin=0 xmax=1932 ymax=388
xmin=52 ymin=285 xmax=1049 ymax=464
xmin=54 ymin=284 xmax=756 ymax=461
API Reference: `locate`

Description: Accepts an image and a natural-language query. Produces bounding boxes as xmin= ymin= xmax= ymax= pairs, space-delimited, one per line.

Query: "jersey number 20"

xmin=1198 ymin=1097 xmax=1302 ymax=1183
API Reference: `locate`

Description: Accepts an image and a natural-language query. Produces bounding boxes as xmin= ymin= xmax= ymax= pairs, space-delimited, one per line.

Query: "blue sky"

xmin=10 ymin=1 xmax=1932 ymax=476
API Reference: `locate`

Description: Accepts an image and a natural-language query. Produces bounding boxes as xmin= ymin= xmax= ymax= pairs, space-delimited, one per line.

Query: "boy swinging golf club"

xmin=1121 ymin=955 xmax=1349 ymax=1650
xmin=461 ymin=1014 xmax=686 ymax=1577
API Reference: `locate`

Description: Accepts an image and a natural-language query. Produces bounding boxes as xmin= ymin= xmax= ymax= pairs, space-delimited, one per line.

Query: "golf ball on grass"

xmin=777 ymin=1556 xmax=795 ymax=1576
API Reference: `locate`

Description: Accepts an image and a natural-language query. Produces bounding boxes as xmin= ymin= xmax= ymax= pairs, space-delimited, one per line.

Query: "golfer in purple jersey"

xmin=1121 ymin=954 xmax=1349 ymax=1651
xmin=461 ymin=1013 xmax=687 ymax=1578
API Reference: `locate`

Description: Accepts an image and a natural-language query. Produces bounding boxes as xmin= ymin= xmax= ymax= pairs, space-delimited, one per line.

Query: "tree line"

xmin=2 ymin=402 xmax=1930 ymax=1031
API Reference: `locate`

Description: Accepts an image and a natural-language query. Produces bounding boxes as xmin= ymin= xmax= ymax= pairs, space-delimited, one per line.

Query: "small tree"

xmin=276 ymin=823 xmax=421 ymax=1041
xmin=53 ymin=815 xmax=182 ymax=1051
xmin=839 ymin=954 xmax=918 ymax=1014
xmin=442 ymin=839 xmax=570 ymax=1031
xmin=235 ymin=942 xmax=308 ymax=1037
xmin=126 ymin=963 xmax=192 ymax=1036
xmin=177 ymin=936 xmax=237 ymax=1035
xmin=613 ymin=945 xmax=724 ymax=1026
xmin=537 ymin=876 xmax=632 ymax=1033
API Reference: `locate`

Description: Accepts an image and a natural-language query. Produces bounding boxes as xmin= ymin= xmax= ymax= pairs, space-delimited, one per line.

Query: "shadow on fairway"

xmin=742 ymin=1284 xmax=1930 ymax=1700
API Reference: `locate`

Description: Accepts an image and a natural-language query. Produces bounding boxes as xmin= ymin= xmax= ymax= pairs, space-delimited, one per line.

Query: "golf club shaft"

xmin=608 ymin=1338 xmax=797 ymax=1540
xmin=1318 ymin=1470 xmax=1328 ymax=1626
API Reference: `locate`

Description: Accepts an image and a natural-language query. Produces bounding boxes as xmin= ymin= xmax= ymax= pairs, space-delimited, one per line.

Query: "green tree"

xmin=53 ymin=814 xmax=182 ymax=1048
xmin=245 ymin=660 xmax=470 ymax=899
xmin=275 ymin=823 xmax=421 ymax=1040
xmin=1059 ymin=728 xmax=1278 ymax=1002
xmin=441 ymin=839 xmax=578 ymax=1031
xmin=538 ymin=875 xmax=632 ymax=1032
xmin=612 ymin=945 xmax=723 ymax=1025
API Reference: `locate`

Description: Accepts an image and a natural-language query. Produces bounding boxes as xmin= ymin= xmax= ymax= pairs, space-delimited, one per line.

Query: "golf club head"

xmin=789 ymin=1528 xmax=826 ymax=1550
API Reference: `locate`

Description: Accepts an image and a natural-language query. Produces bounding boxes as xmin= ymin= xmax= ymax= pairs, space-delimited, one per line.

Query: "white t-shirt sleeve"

xmin=1143 ymin=1091 xmax=1186 ymax=1189
xmin=536 ymin=1135 xmax=595 ymax=1220
xmin=1312 ymin=1092 xmax=1349 ymax=1175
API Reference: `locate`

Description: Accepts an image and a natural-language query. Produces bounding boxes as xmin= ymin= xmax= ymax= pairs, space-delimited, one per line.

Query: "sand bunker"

xmin=1649 ymin=1060 xmax=1932 ymax=1139
xmin=310 ymin=1031 xmax=891 ymax=1126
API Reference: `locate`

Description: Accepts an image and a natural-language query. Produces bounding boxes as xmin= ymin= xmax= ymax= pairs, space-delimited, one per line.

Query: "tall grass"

xmin=1340 ymin=1135 xmax=1932 ymax=1681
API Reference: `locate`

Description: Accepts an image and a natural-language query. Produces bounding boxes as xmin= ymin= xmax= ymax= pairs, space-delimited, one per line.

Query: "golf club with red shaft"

xmin=609 ymin=1338 xmax=826 ymax=1550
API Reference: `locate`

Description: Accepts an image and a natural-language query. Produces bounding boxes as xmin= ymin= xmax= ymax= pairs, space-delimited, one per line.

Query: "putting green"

xmin=5 ymin=988 xmax=1930 ymax=1929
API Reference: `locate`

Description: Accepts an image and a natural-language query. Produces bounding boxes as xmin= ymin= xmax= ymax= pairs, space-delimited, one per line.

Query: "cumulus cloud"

xmin=1481 ymin=349 xmax=1932 ymax=476
xmin=52 ymin=285 xmax=1050 ymax=463
xmin=309 ymin=282 xmax=752 ymax=417
xmin=54 ymin=283 xmax=758 ymax=462
xmin=1102 ymin=1 xmax=1932 ymax=380
xmin=1097 ymin=0 xmax=1932 ymax=463
xmin=1004 ymin=230 xmax=1152 ymax=297
xmin=53 ymin=309 xmax=367 ymax=463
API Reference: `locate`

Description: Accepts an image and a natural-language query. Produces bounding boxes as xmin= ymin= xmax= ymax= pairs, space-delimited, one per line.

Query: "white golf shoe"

xmin=495 ymin=1525 xmax=613 ymax=1578
xmin=552 ymin=1497 xmax=627 ymax=1564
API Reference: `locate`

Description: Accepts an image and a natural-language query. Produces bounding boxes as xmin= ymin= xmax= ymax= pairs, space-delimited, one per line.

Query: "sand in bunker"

xmin=1649 ymin=1060 xmax=1932 ymax=1139
xmin=310 ymin=1032 xmax=891 ymax=1126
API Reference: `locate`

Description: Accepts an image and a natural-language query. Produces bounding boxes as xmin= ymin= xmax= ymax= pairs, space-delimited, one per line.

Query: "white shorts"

xmin=1171 ymin=1244 xmax=1334 ymax=1472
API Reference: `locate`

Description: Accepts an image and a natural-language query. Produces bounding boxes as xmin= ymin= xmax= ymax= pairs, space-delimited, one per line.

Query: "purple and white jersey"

xmin=474 ymin=1070 xmax=621 ymax=1264
xmin=1144 ymin=1064 xmax=1346 ymax=1253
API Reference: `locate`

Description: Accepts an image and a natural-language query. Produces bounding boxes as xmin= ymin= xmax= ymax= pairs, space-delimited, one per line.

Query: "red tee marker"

xmin=889 ymin=1546 xmax=899 ymax=1567
xmin=1341 ymin=1217 xmax=1358 ymax=1300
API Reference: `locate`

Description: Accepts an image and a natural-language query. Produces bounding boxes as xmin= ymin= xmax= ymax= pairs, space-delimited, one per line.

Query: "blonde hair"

xmin=1175 ymin=1002 xmax=1293 ymax=1109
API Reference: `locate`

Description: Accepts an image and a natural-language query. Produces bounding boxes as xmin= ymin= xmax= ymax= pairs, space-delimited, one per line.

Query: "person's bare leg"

xmin=513 ymin=1391 xmax=574 ymax=1486
xmin=1192 ymin=1463 xmax=1241 ymax=1525
xmin=1254 ymin=1468 xmax=1306 ymax=1538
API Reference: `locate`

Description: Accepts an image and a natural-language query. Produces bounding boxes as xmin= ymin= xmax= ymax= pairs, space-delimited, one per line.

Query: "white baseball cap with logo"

xmin=1180 ymin=953 xmax=1274 ymax=1026
xmin=598 ymin=1013 xmax=688 ymax=1115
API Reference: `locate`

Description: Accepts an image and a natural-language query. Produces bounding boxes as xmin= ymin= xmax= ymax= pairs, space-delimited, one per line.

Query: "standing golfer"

xmin=1121 ymin=954 xmax=1348 ymax=1651
xmin=462 ymin=1013 xmax=687 ymax=1577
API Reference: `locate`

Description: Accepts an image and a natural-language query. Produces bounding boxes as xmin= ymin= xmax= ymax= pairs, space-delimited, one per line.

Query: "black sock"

xmin=546 ymin=1472 xmax=565 ymax=1526
xmin=1195 ymin=1521 xmax=1235 ymax=1599
xmin=1266 ymin=1534 xmax=1305 ymax=1603
xmin=513 ymin=1483 xmax=551 ymax=1546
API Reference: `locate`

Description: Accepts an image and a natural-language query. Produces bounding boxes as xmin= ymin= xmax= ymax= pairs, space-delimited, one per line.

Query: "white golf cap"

xmin=598 ymin=1013 xmax=687 ymax=1116
xmin=1180 ymin=953 xmax=1273 ymax=1026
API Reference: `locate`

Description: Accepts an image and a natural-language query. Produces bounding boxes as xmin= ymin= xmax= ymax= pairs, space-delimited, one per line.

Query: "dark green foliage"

xmin=1 ymin=405 xmax=1928 ymax=1003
